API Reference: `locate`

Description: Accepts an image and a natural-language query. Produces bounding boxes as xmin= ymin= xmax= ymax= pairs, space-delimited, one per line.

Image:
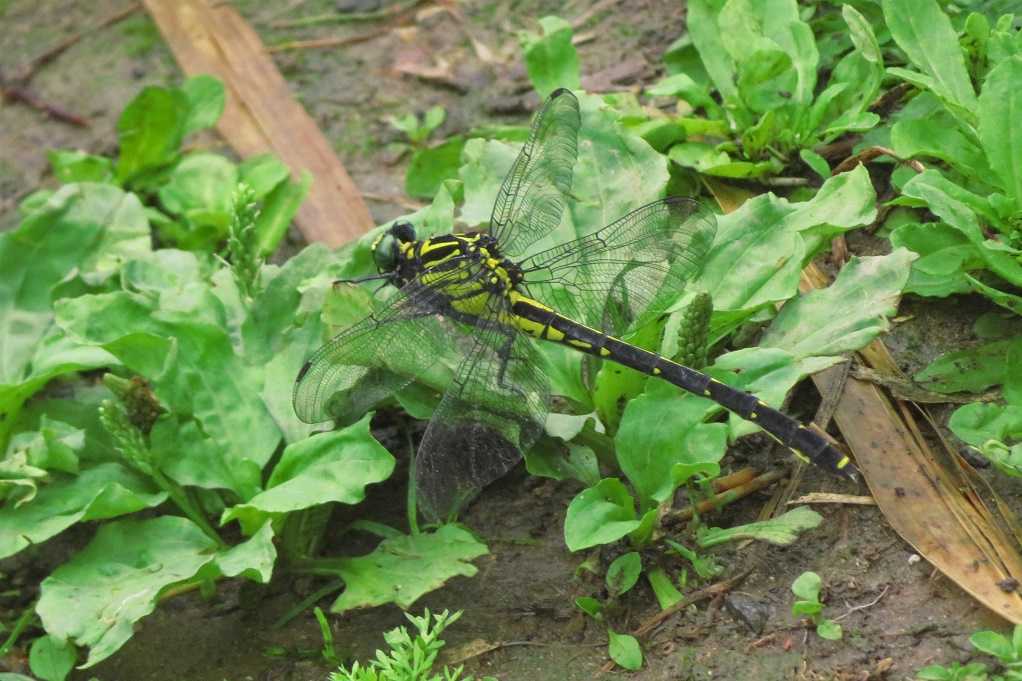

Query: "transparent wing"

xmin=415 ymin=293 xmax=550 ymax=520
xmin=489 ymin=88 xmax=581 ymax=259
xmin=293 ymin=269 xmax=473 ymax=425
xmin=517 ymin=197 xmax=717 ymax=335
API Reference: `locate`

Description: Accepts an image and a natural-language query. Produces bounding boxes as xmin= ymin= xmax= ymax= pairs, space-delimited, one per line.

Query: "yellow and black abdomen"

xmin=508 ymin=290 xmax=857 ymax=480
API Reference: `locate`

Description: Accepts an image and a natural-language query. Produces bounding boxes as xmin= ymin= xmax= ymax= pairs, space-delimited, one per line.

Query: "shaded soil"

xmin=0 ymin=1 xmax=1015 ymax=680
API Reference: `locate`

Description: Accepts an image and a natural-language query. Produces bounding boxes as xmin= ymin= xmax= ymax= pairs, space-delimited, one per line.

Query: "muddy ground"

xmin=0 ymin=1 xmax=1015 ymax=680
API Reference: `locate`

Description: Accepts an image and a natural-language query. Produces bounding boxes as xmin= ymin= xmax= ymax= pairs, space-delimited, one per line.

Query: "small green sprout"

xmin=790 ymin=571 xmax=842 ymax=641
xmin=387 ymin=106 xmax=446 ymax=146
xmin=330 ymin=609 xmax=494 ymax=681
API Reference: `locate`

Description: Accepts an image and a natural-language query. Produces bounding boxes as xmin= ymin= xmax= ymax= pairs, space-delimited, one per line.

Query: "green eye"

xmin=372 ymin=233 xmax=398 ymax=272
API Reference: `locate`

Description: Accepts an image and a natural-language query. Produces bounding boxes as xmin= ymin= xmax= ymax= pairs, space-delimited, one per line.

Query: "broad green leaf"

xmin=214 ymin=521 xmax=276 ymax=582
xmin=575 ymin=596 xmax=602 ymax=618
xmin=524 ymin=438 xmax=600 ymax=487
xmin=948 ymin=403 xmax=1022 ymax=449
xmin=457 ymin=139 xmax=517 ymax=228
xmin=150 ymin=415 xmax=262 ymax=500
xmin=518 ymin=16 xmax=581 ymax=97
xmin=916 ymin=338 xmax=1022 ymax=393
xmin=180 ymin=74 xmax=225 ymax=135
xmin=238 ymin=154 xmax=290 ymax=199
xmin=222 ymin=415 xmax=394 ymax=527
xmin=901 ymin=171 xmax=1022 ymax=286
xmin=687 ymin=0 xmax=740 ymax=106
xmin=607 ymin=630 xmax=642 ymax=671
xmin=711 ymin=348 xmax=841 ymax=440
xmin=564 ymin=478 xmax=640 ymax=551
xmin=37 ymin=516 xmax=219 ymax=667
xmin=56 ymin=290 xmax=282 ymax=477
xmin=799 ymin=149 xmax=829 ymax=179
xmin=978 ymin=56 xmax=1022 ymax=205
xmin=969 ymin=629 xmax=1015 ymax=661
xmin=843 ymin=5 xmax=881 ymax=65
xmin=647 ymin=567 xmax=684 ymax=610
xmin=48 ymin=150 xmax=114 ymax=184
xmin=0 ymin=184 xmax=146 ymax=388
xmin=790 ymin=570 xmax=822 ymax=601
xmin=254 ymin=170 xmax=311 ymax=257
xmin=697 ymin=506 xmax=823 ymax=547
xmin=891 ymin=115 xmax=989 ymax=182
xmin=969 ymin=276 xmax=1022 ymax=315
xmin=329 ymin=524 xmax=488 ymax=612
xmin=615 ymin=380 xmax=726 ymax=505
xmin=883 ymin=0 xmax=977 ymax=119
xmin=116 ymin=85 xmax=188 ymax=183
xmin=405 ymin=137 xmax=466 ymax=200
xmin=242 ymin=243 xmax=335 ymax=364
xmin=28 ymin=635 xmax=76 ymax=681
xmin=889 ymin=221 xmax=980 ymax=297
xmin=694 ymin=166 xmax=876 ymax=334
xmin=0 ymin=461 xmax=164 ymax=560
xmin=761 ymin=250 xmax=915 ymax=359
xmin=158 ymin=152 xmax=237 ymax=217
xmin=606 ymin=552 xmax=642 ymax=596
xmin=817 ymin=619 xmax=843 ymax=640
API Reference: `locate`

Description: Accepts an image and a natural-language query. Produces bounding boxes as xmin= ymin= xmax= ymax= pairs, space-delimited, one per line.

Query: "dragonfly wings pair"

xmin=294 ymin=88 xmax=719 ymax=519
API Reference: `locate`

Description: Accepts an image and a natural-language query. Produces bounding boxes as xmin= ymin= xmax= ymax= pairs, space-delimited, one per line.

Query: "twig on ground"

xmin=835 ymin=584 xmax=890 ymax=621
xmin=269 ymin=0 xmax=424 ymax=29
xmin=832 ymin=145 xmax=925 ymax=175
xmin=665 ymin=469 xmax=786 ymax=524
xmin=267 ymin=28 xmax=389 ymax=53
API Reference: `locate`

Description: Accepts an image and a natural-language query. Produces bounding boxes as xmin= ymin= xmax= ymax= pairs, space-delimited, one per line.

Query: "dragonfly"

xmin=294 ymin=88 xmax=857 ymax=520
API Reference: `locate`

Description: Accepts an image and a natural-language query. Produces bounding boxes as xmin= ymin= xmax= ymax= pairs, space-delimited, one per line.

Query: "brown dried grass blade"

xmin=143 ymin=0 xmax=374 ymax=246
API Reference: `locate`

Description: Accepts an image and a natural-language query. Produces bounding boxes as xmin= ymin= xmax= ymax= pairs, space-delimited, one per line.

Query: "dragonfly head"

xmin=372 ymin=221 xmax=417 ymax=275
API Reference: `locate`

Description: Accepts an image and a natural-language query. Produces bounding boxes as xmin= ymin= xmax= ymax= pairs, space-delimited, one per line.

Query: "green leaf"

xmin=0 ymin=183 xmax=149 ymax=388
xmin=891 ymin=113 xmax=989 ymax=182
xmin=970 ymin=629 xmax=1015 ymax=662
xmin=116 ymin=85 xmax=189 ymax=183
xmin=564 ymin=478 xmax=640 ymax=551
xmin=37 ymin=516 xmax=220 ymax=667
xmin=646 ymin=566 xmax=684 ymax=610
xmin=615 ymin=380 xmax=726 ymax=505
xmin=978 ymin=56 xmax=1022 ymax=206
xmin=790 ymin=570 xmax=822 ymax=602
xmin=695 ymin=166 xmax=876 ymax=334
xmin=405 ymin=137 xmax=466 ymax=200
xmin=222 ymin=414 xmax=394 ymax=528
xmin=56 ymin=290 xmax=282 ymax=480
xmin=687 ymin=0 xmax=740 ymax=106
xmin=0 ymin=462 xmax=165 ymax=560
xmin=575 ymin=596 xmax=602 ymax=618
xmin=254 ymin=170 xmax=310 ymax=257
xmin=900 ymin=170 xmax=1022 ymax=286
xmin=916 ymin=338 xmax=1022 ymax=393
xmin=606 ymin=552 xmax=642 ymax=597
xmin=519 ymin=16 xmax=581 ymax=97
xmin=607 ymin=630 xmax=642 ymax=671
xmin=799 ymin=149 xmax=830 ymax=179
xmin=329 ymin=525 xmax=488 ymax=612
xmin=524 ymin=438 xmax=600 ymax=487
xmin=28 ymin=635 xmax=76 ymax=681
xmin=238 ymin=154 xmax=290 ymax=199
xmin=215 ymin=521 xmax=276 ymax=582
xmin=697 ymin=506 xmax=823 ymax=548
xmin=458 ymin=139 xmax=518 ymax=227
xmin=816 ymin=619 xmax=843 ymax=640
xmin=948 ymin=403 xmax=1022 ymax=450
xmin=180 ymin=74 xmax=225 ymax=135
xmin=48 ymin=150 xmax=115 ymax=184
xmin=843 ymin=5 xmax=881 ymax=65
xmin=158 ymin=152 xmax=238 ymax=217
xmin=761 ymin=250 xmax=915 ymax=359
xmin=882 ymin=0 xmax=978 ymax=119
xmin=889 ymin=221 xmax=981 ymax=297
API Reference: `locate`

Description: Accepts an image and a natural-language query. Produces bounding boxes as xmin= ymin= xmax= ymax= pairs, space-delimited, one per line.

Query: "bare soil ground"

xmin=0 ymin=1 xmax=1013 ymax=680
